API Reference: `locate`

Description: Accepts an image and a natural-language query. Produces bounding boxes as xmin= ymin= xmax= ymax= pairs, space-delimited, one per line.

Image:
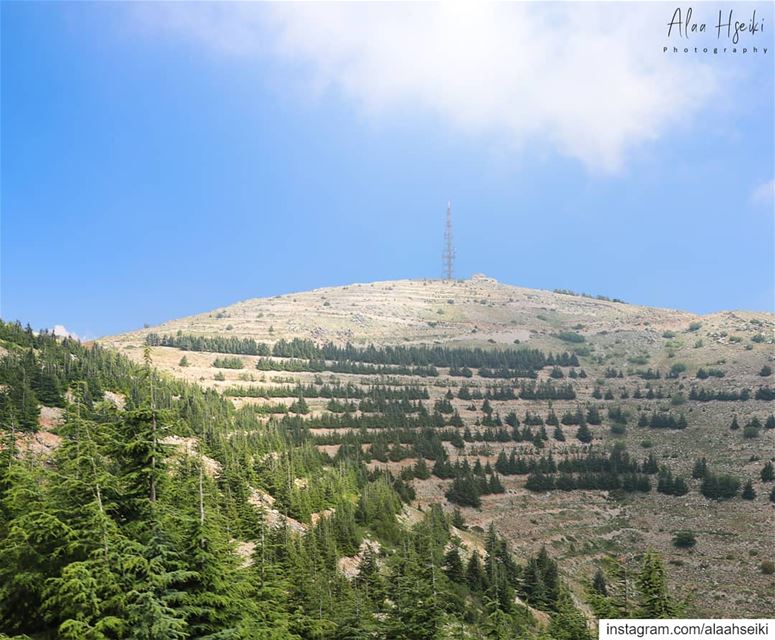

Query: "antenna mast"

xmin=442 ymin=201 xmax=455 ymax=280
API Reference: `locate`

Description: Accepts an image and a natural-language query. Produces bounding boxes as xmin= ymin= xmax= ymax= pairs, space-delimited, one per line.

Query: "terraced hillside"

xmin=100 ymin=275 xmax=775 ymax=617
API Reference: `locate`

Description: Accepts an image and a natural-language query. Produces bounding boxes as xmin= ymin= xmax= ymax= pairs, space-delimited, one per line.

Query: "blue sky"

xmin=1 ymin=2 xmax=773 ymax=338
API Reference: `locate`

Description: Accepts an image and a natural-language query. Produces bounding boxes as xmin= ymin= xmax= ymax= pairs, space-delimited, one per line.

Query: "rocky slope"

xmin=99 ymin=275 xmax=775 ymax=617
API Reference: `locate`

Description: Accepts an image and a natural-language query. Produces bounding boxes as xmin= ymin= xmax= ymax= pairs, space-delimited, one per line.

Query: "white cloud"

xmin=132 ymin=3 xmax=721 ymax=173
xmin=751 ymin=178 xmax=774 ymax=207
xmin=52 ymin=325 xmax=79 ymax=340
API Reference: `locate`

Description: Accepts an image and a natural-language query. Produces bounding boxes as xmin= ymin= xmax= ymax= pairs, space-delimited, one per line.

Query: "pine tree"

xmin=355 ymin=545 xmax=385 ymax=606
xmin=761 ymin=461 xmax=774 ymax=482
xmin=445 ymin=475 xmax=481 ymax=508
xmin=548 ymin=595 xmax=592 ymax=640
xmin=123 ymin=525 xmax=191 ymax=640
xmin=178 ymin=463 xmax=242 ymax=639
xmin=741 ymin=480 xmax=756 ymax=500
xmin=386 ymin=543 xmax=442 ymax=640
xmin=466 ymin=551 xmax=486 ymax=592
xmin=488 ymin=473 xmax=505 ymax=494
xmin=450 ymin=508 xmax=466 ymax=529
xmin=521 ymin=548 xmax=559 ymax=611
xmin=0 ymin=461 xmax=71 ymax=634
xmin=443 ymin=545 xmax=465 ymax=584
xmin=636 ymin=552 xmax=675 ymax=618
xmin=593 ymin=568 xmax=608 ymax=595
xmin=113 ymin=406 xmax=174 ymax=527
xmin=240 ymin=553 xmax=299 ymax=640
xmin=413 ymin=457 xmax=431 ymax=480
xmin=576 ymin=423 xmax=593 ymax=444
xmin=39 ymin=401 xmax=130 ymax=639
xmin=480 ymin=595 xmax=522 ymax=639
xmin=691 ymin=458 xmax=708 ymax=479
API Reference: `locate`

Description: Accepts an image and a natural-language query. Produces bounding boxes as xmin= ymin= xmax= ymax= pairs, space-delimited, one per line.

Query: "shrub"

xmin=688 ymin=322 xmax=702 ymax=332
xmin=212 ymin=356 xmax=245 ymax=369
xmin=555 ymin=331 xmax=585 ymax=344
xmin=760 ymin=561 xmax=775 ymax=575
xmin=743 ymin=425 xmax=760 ymax=439
xmin=701 ymin=473 xmax=740 ymax=500
xmin=672 ymin=531 xmax=697 ymax=549
xmin=671 ymin=393 xmax=686 ymax=406
xmin=668 ymin=363 xmax=687 ymax=378
xmin=760 ymin=365 xmax=772 ymax=377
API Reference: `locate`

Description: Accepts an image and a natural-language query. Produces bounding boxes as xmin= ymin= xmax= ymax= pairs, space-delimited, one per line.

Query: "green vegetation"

xmin=552 ymin=288 xmax=626 ymax=304
xmin=212 ymin=356 xmax=245 ymax=369
xmin=672 ymin=531 xmax=697 ymax=549
xmin=8 ymin=319 xmax=697 ymax=637
xmin=554 ymin=331 xmax=585 ymax=344
xmin=149 ymin=333 xmax=553 ymax=371
xmin=9 ymin=287 xmax=766 ymax=632
xmin=701 ymin=472 xmax=740 ymax=500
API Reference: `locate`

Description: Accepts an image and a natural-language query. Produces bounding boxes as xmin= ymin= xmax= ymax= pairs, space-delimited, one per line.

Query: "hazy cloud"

xmin=751 ymin=178 xmax=775 ymax=206
xmin=133 ymin=3 xmax=720 ymax=173
xmin=52 ymin=325 xmax=79 ymax=340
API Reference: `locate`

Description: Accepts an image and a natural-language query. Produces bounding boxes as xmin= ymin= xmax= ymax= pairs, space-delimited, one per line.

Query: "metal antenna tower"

xmin=442 ymin=201 xmax=455 ymax=280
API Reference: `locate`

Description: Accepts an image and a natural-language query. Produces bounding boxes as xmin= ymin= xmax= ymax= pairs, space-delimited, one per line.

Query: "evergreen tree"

xmin=466 ymin=551 xmax=487 ymax=592
xmin=593 ymin=568 xmax=608 ymax=596
xmin=576 ymin=423 xmax=593 ymax=444
xmin=443 ymin=545 xmax=465 ymax=584
xmin=178 ymin=465 xmax=243 ymax=639
xmin=636 ymin=552 xmax=676 ymax=618
xmin=741 ymin=480 xmax=756 ymax=500
xmin=355 ymin=545 xmax=385 ymax=606
xmin=691 ymin=458 xmax=708 ymax=480
xmin=385 ymin=543 xmax=442 ymax=640
xmin=450 ymin=508 xmax=466 ymax=530
xmin=548 ymin=596 xmax=592 ymax=640
xmin=123 ymin=526 xmax=190 ymax=640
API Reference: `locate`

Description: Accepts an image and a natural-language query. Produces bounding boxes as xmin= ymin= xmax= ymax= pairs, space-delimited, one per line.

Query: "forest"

xmin=0 ymin=320 xmax=712 ymax=639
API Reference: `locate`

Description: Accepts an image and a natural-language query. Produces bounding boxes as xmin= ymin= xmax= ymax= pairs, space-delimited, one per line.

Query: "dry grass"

xmin=97 ymin=276 xmax=775 ymax=616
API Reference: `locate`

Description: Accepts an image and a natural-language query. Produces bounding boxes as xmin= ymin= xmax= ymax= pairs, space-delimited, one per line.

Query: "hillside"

xmin=98 ymin=275 xmax=775 ymax=619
